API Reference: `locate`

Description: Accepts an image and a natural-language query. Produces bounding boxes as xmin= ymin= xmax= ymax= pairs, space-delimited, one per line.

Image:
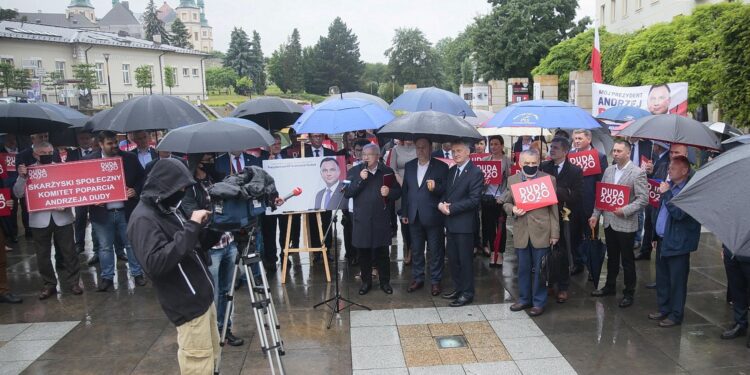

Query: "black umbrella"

xmin=707 ymin=122 xmax=743 ymax=139
xmin=0 ymin=102 xmax=73 ymax=134
xmin=617 ymin=114 xmax=721 ymax=150
xmin=672 ymin=144 xmax=750 ymax=257
xmin=230 ymin=97 xmax=305 ymax=131
xmin=580 ymin=226 xmax=607 ymax=289
xmin=376 ymin=110 xmax=482 ymax=143
xmin=83 ymin=109 xmax=110 ymax=132
xmin=87 ymin=95 xmax=208 ymax=133
xmin=721 ymin=134 xmax=750 ymax=151
xmin=156 ymin=117 xmax=274 ymax=154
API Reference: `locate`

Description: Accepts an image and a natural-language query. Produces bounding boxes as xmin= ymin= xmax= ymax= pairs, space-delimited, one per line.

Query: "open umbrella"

xmin=35 ymin=103 xmax=89 ymax=127
xmin=389 ymin=87 xmax=476 ymax=117
xmin=617 ymin=114 xmax=721 ymax=150
xmin=722 ymin=134 xmax=750 ymax=151
xmin=465 ymin=109 xmax=495 ymax=127
xmin=596 ymin=106 xmax=651 ymax=122
xmin=87 ymin=95 xmax=207 ymax=133
xmin=477 ymin=125 xmax=551 ymax=137
xmin=156 ymin=117 xmax=274 ymax=153
xmin=324 ymin=91 xmax=389 ymax=109
xmin=486 ymin=100 xmax=601 ymax=130
xmin=591 ymin=127 xmax=614 ymax=155
xmin=376 ymin=110 xmax=482 ymax=143
xmin=293 ymin=98 xmax=395 ymax=135
xmin=580 ymin=226 xmax=607 ymax=289
xmin=672 ymin=144 xmax=750 ymax=257
xmin=706 ymin=122 xmax=743 ymax=139
xmin=0 ymin=102 xmax=73 ymax=134
xmin=231 ymin=97 xmax=305 ymax=131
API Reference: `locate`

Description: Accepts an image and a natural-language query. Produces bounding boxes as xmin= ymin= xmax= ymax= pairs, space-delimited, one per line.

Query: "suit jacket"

xmin=215 ymin=153 xmax=262 ymax=178
xmin=631 ymin=139 xmax=652 ymax=167
xmin=131 ymin=147 xmax=158 ymax=165
xmin=305 ymin=145 xmax=335 ymax=158
xmin=441 ymin=161 xmax=483 ymax=234
xmin=431 ymin=149 xmax=452 ymax=159
xmin=540 ymin=159 xmax=583 ymax=216
xmin=12 ymin=168 xmax=75 ymax=228
xmin=572 ymin=147 xmax=608 ymax=218
xmin=650 ymin=151 xmax=670 ymax=181
xmin=314 ymin=183 xmax=347 ymax=210
xmin=84 ymin=150 xmax=145 ymax=222
xmin=502 ymin=172 xmax=560 ymax=249
xmin=592 ymin=162 xmax=649 ymax=233
xmin=344 ymin=162 xmax=402 ymax=248
xmin=401 ymin=158 xmax=449 ymax=227
xmin=657 ymin=179 xmax=701 ymax=257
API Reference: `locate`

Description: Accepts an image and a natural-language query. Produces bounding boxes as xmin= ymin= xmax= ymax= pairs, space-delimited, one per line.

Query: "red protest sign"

xmin=0 ymin=155 xmax=7 ymax=179
xmin=595 ymin=182 xmax=631 ymax=212
xmin=510 ymin=165 xmax=520 ymax=176
xmin=470 ymin=153 xmax=490 ymax=162
xmin=511 ymin=175 xmax=558 ymax=211
xmin=474 ymin=160 xmax=503 ymax=185
xmin=0 ymin=153 xmax=16 ymax=172
xmin=640 ymin=155 xmax=651 ymax=167
xmin=25 ymin=158 xmax=128 ymax=212
xmin=0 ymin=188 xmax=11 ymax=216
xmin=647 ymin=179 xmax=662 ymax=208
xmin=568 ymin=149 xmax=602 ymax=177
xmin=436 ymin=157 xmax=456 ymax=168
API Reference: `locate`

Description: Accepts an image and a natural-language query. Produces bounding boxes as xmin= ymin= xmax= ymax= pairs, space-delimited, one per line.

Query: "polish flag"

xmin=590 ymin=21 xmax=602 ymax=83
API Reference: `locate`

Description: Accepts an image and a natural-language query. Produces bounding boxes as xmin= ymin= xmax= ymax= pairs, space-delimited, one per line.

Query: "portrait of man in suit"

xmin=314 ymin=157 xmax=346 ymax=210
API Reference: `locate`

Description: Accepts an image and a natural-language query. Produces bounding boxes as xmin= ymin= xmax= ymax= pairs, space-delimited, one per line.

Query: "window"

xmin=55 ymin=61 xmax=65 ymax=80
xmin=182 ymin=12 xmax=187 ymax=20
xmin=622 ymin=0 xmax=628 ymax=18
xmin=122 ymin=63 xmax=130 ymax=84
xmin=183 ymin=67 xmax=190 ymax=77
xmin=193 ymin=13 xmax=198 ymax=20
xmin=610 ymin=0 xmax=616 ymax=23
xmin=202 ymin=30 xmax=207 ymax=37
xmin=0 ymin=58 xmax=13 ymax=66
xmin=600 ymin=5 xmax=605 ymax=24
xmin=95 ymin=62 xmax=104 ymax=84
xmin=194 ymin=32 xmax=199 ymax=40
xmin=171 ymin=67 xmax=178 ymax=86
xmin=127 ymin=93 xmax=133 ymax=99
xmin=100 ymin=93 xmax=108 ymax=106
xmin=192 ymin=68 xmax=199 ymax=77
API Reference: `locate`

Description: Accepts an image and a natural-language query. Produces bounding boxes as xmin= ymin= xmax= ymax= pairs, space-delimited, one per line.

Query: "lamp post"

xmin=103 ymin=53 xmax=113 ymax=106
xmin=391 ymin=74 xmax=395 ymax=101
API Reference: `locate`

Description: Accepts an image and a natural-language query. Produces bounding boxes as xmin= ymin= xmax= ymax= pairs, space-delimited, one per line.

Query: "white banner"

xmin=592 ymin=82 xmax=688 ymax=117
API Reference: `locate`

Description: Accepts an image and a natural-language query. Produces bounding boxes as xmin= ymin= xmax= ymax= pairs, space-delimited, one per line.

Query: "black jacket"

xmin=441 ymin=162 xmax=484 ymax=234
xmin=344 ymin=162 xmax=402 ymax=248
xmin=401 ymin=158 xmax=449 ymax=227
xmin=127 ymin=158 xmax=220 ymax=326
xmin=84 ymin=149 xmax=145 ymax=222
xmin=540 ymin=160 xmax=584 ymax=216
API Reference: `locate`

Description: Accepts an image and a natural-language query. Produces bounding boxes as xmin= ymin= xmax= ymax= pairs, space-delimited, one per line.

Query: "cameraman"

xmin=127 ymin=158 xmax=221 ymax=374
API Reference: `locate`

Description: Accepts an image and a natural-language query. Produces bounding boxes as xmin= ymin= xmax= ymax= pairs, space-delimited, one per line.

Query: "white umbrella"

xmin=478 ymin=126 xmax=551 ymax=137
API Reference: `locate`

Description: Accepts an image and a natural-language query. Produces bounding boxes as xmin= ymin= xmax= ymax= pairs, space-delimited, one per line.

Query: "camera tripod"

xmin=313 ymin=190 xmax=371 ymax=329
xmin=214 ymin=222 xmax=285 ymax=375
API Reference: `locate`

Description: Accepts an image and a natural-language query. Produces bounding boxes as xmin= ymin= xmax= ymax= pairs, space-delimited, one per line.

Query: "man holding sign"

xmin=589 ymin=140 xmax=649 ymax=308
xmin=502 ymin=150 xmax=559 ymax=316
xmin=572 ymin=129 xmax=608 ymax=266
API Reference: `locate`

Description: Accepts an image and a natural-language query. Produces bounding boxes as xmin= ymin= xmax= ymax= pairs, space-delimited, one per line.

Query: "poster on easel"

xmin=263 ymin=156 xmax=349 ymax=214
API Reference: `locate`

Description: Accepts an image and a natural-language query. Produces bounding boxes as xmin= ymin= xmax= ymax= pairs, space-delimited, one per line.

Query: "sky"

xmin=4 ymin=0 xmax=597 ymax=63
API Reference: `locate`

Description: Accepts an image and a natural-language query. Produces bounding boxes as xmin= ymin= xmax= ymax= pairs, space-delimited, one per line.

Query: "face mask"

xmin=522 ymin=165 xmax=538 ymax=176
xmin=38 ymin=155 xmax=54 ymax=165
xmin=161 ymin=190 xmax=185 ymax=210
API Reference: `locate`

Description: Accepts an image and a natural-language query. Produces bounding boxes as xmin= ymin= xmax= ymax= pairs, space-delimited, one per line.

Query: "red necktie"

xmin=234 ymin=157 xmax=242 ymax=174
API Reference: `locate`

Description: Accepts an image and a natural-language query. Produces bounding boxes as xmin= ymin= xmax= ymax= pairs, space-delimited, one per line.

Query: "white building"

xmin=0 ymin=20 xmax=208 ymax=107
xmin=596 ymin=0 xmax=750 ymax=34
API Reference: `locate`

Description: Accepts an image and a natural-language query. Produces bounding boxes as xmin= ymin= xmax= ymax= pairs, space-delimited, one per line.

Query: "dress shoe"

xmin=225 ymin=330 xmax=244 ymax=346
xmin=634 ymin=252 xmax=651 ymax=261
xmin=134 ymin=275 xmax=147 ymax=287
xmin=380 ymin=283 xmax=393 ymax=294
xmin=450 ymin=295 xmax=472 ymax=307
xmin=591 ymin=288 xmax=615 ymax=297
xmin=358 ymin=283 xmax=371 ymax=295
xmin=645 ymin=282 xmax=656 ymax=289
xmin=510 ymin=302 xmax=532 ymax=312
xmin=648 ymin=312 xmax=668 ymax=320
xmin=721 ymin=324 xmax=747 ymax=339
xmin=527 ymin=307 xmax=544 ymax=317
xmin=431 ymin=284 xmax=442 ymax=297
xmin=570 ymin=264 xmax=584 ymax=275
xmin=38 ymin=286 xmax=57 ymax=300
xmin=659 ymin=318 xmax=679 ymax=327
xmin=556 ymin=291 xmax=569 ymax=304
xmin=87 ymin=254 xmax=100 ymax=266
xmin=407 ymin=281 xmax=424 ymax=293
xmin=619 ymin=296 xmax=634 ymax=308
xmin=0 ymin=292 xmax=22 ymax=304
xmin=441 ymin=290 xmax=459 ymax=300
xmin=97 ymin=278 xmax=114 ymax=292
xmin=70 ymin=284 xmax=83 ymax=295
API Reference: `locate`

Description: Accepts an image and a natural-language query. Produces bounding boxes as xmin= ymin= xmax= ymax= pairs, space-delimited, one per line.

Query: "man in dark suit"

xmin=130 ymin=131 xmax=158 ymax=169
xmin=439 ymin=141 xmax=484 ymax=307
xmin=304 ymin=134 xmax=335 ymax=262
xmin=84 ymin=131 xmax=147 ymax=292
xmin=401 ymin=138 xmax=449 ymax=296
xmin=431 ymin=142 xmax=453 ymax=159
xmin=314 ymin=157 xmax=346 ymax=210
xmin=636 ymin=141 xmax=669 ymax=261
xmin=214 ymin=151 xmax=262 ymax=178
xmin=540 ymin=137 xmax=583 ymax=303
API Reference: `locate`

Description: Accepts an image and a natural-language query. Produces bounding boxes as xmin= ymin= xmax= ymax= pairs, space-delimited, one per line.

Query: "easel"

xmin=280 ymin=210 xmax=331 ymax=283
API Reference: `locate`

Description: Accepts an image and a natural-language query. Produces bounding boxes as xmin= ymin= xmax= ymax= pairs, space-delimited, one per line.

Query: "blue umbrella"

xmin=389 ymin=87 xmax=476 ymax=117
xmin=485 ymin=100 xmax=601 ymax=130
xmin=292 ymin=98 xmax=395 ymax=135
xmin=596 ymin=106 xmax=651 ymax=122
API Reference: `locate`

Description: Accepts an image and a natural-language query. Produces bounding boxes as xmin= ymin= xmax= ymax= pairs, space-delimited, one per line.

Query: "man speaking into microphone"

xmin=344 ymin=143 xmax=401 ymax=295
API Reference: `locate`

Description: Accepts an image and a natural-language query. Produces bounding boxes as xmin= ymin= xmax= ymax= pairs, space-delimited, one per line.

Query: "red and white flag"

xmin=590 ymin=21 xmax=602 ymax=84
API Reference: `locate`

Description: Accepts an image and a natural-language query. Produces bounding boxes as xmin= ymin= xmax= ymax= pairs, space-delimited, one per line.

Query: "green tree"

xmin=224 ymin=27 xmax=252 ymax=77
xmin=360 ymin=62 xmax=389 ymax=94
xmin=0 ymin=63 xmax=15 ymax=96
xmin=470 ymin=0 xmax=590 ymax=80
xmin=164 ymin=66 xmax=176 ymax=94
xmin=13 ymin=69 xmax=31 ymax=92
xmin=0 ymin=7 xmax=18 ymax=21
xmin=435 ymin=30 xmax=474 ymax=92
xmin=268 ymin=29 xmax=304 ymax=93
xmin=716 ymin=3 xmax=750 ymax=126
xmin=377 ymin=81 xmax=403 ymax=103
xmin=385 ymin=28 xmax=441 ymax=88
xmin=268 ymin=44 xmax=286 ymax=91
xmin=143 ymin=0 xmax=170 ymax=44
xmin=206 ymin=66 xmax=239 ymax=94
xmin=248 ymin=31 xmax=267 ymax=94
xmin=304 ymin=17 xmax=364 ymax=95
xmin=135 ymin=65 xmax=154 ymax=94
xmin=170 ymin=18 xmax=192 ymax=49
xmin=234 ymin=76 xmax=253 ymax=96
xmin=72 ymin=64 xmax=99 ymax=108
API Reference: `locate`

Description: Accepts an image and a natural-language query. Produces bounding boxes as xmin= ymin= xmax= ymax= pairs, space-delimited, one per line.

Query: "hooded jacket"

xmin=127 ymin=158 xmax=220 ymax=326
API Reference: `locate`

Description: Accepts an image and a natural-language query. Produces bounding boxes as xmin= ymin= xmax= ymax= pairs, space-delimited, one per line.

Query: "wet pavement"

xmin=0 ymin=220 xmax=748 ymax=374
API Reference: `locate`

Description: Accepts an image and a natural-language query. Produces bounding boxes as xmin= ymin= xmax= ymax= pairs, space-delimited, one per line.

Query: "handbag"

xmin=540 ymin=244 xmax=566 ymax=287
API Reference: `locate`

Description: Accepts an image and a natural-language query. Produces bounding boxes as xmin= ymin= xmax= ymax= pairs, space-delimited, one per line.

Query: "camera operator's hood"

xmin=141 ymin=158 xmax=196 ymax=210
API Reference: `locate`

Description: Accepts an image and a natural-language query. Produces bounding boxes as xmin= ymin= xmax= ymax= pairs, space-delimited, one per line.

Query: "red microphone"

xmin=283 ymin=187 xmax=302 ymax=201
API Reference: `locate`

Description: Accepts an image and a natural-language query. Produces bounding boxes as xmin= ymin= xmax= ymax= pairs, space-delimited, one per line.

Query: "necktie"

xmin=453 ymin=168 xmax=460 ymax=183
xmin=234 ymin=157 xmax=242 ymax=174
xmin=444 ymin=151 xmax=449 ymax=158
xmin=315 ymin=149 xmax=320 ymax=157
xmin=324 ymin=188 xmax=332 ymax=208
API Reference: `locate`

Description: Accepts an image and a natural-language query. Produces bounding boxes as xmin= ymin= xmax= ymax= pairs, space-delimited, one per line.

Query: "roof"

xmin=0 ymin=21 xmax=207 ymax=56
xmin=157 ymin=2 xmax=177 ymax=23
xmin=99 ymin=2 xmax=140 ymax=26
xmin=15 ymin=12 xmax=98 ymax=29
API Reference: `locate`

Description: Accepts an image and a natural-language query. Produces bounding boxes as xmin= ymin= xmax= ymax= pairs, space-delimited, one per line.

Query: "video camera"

xmin=208 ymin=166 xmax=280 ymax=231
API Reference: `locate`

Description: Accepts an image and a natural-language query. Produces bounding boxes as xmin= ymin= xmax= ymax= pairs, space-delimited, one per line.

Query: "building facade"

xmin=596 ymin=0 xmax=750 ymax=34
xmin=0 ymin=21 xmax=208 ymax=107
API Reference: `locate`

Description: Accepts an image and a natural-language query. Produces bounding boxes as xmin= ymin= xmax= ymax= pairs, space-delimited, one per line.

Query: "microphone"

xmin=283 ymin=187 xmax=303 ymax=201
xmin=340 ymin=179 xmax=351 ymax=192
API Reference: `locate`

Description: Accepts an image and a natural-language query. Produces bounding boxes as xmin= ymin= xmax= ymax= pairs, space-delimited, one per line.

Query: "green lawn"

xmin=202 ymin=85 xmax=327 ymax=107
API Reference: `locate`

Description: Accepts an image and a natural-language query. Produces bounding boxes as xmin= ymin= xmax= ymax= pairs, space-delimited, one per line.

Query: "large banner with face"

xmin=263 ymin=156 xmax=349 ymax=215
xmin=591 ymin=82 xmax=688 ymax=117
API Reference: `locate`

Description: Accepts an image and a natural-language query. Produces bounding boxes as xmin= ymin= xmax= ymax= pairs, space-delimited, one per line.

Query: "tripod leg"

xmin=214 ymin=252 xmax=242 ymax=375
xmin=257 ymin=263 xmax=284 ymax=354
xmin=246 ymin=262 xmax=277 ymax=375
